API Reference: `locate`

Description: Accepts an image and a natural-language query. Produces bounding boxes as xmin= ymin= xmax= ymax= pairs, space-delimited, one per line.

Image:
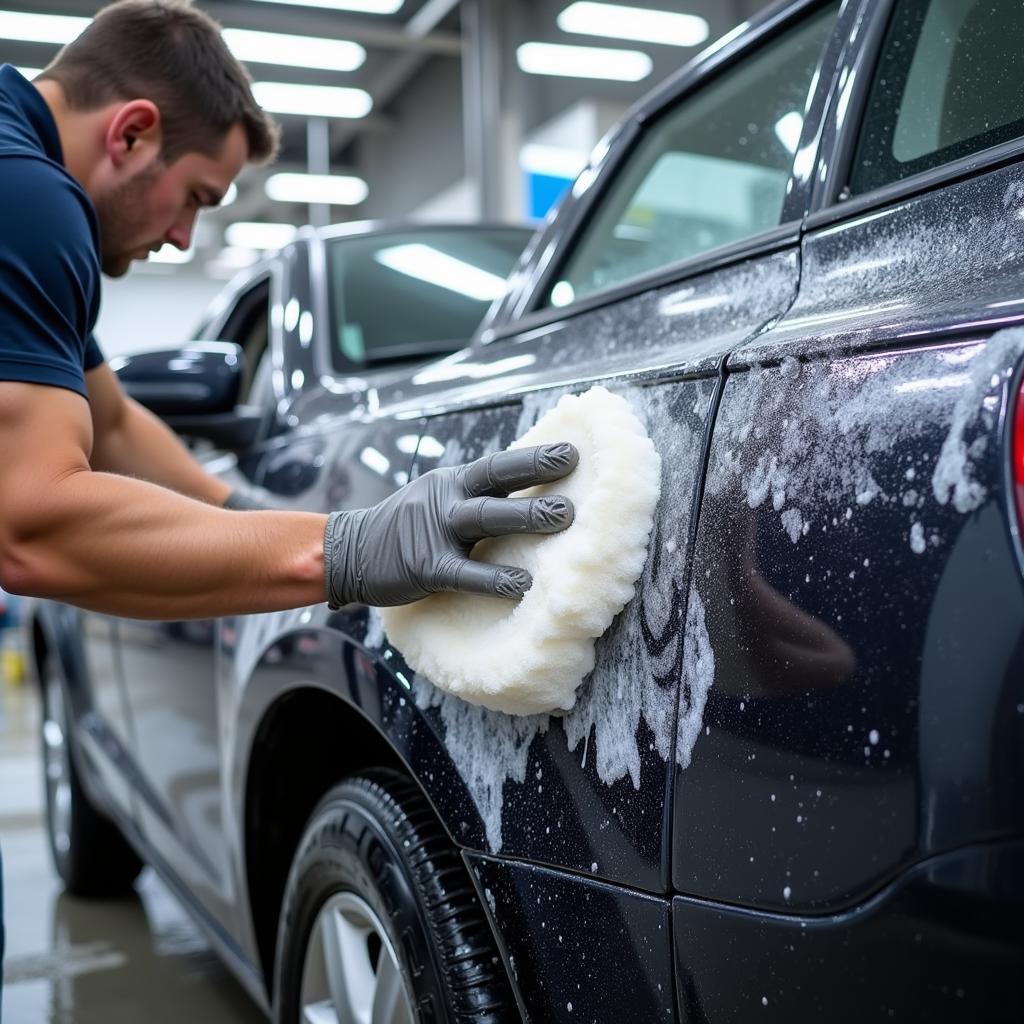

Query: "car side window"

xmin=850 ymin=0 xmax=1024 ymax=196
xmin=543 ymin=4 xmax=838 ymax=309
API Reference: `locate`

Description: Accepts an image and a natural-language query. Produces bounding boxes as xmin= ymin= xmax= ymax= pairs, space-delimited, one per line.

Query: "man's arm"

xmin=0 ymin=380 xmax=325 ymax=618
xmin=0 ymin=380 xmax=578 ymax=621
xmin=86 ymin=362 xmax=232 ymax=506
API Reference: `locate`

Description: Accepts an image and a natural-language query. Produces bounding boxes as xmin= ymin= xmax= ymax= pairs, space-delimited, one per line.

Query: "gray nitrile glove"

xmin=324 ymin=443 xmax=579 ymax=608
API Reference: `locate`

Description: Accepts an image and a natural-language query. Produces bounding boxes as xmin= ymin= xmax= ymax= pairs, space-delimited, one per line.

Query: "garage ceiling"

xmin=0 ymin=0 xmax=767 ymax=274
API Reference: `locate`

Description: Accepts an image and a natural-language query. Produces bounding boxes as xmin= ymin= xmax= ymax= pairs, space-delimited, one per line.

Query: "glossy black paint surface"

xmin=467 ymin=855 xmax=674 ymax=1023
xmin=674 ymin=341 xmax=1024 ymax=912
xmin=672 ymin=840 xmax=1024 ymax=1022
xmin=113 ymin=341 xmax=243 ymax=416
xmin=30 ymin=1 xmax=1024 ymax=1018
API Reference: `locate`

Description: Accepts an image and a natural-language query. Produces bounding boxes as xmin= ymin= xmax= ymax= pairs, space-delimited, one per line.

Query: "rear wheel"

xmin=273 ymin=770 xmax=517 ymax=1024
xmin=40 ymin=654 xmax=142 ymax=896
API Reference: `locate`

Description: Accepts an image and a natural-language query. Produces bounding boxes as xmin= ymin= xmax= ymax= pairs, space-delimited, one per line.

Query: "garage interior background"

xmin=1 ymin=0 xmax=770 ymax=355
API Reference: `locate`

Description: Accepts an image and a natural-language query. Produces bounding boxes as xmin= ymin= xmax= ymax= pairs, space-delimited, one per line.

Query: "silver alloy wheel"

xmin=42 ymin=664 xmax=72 ymax=856
xmin=299 ymin=891 xmax=415 ymax=1024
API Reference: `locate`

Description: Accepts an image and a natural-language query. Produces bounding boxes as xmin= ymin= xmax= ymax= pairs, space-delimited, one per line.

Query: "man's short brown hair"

xmin=38 ymin=0 xmax=279 ymax=165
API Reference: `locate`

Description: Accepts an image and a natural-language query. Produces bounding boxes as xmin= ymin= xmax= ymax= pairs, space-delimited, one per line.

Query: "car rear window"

xmin=326 ymin=228 xmax=530 ymax=373
xmin=849 ymin=0 xmax=1024 ymax=195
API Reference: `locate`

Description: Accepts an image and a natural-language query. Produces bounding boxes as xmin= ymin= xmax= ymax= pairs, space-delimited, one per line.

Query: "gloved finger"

xmin=434 ymin=555 xmax=533 ymax=599
xmin=450 ymin=495 xmax=574 ymax=543
xmin=461 ymin=443 xmax=579 ymax=497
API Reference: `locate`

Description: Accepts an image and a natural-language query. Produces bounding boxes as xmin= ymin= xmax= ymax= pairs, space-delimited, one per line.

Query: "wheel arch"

xmin=242 ymin=683 xmax=408 ymax=999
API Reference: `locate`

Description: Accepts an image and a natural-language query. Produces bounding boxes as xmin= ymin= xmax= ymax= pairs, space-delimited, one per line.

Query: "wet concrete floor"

xmin=1 ymin=680 xmax=266 ymax=1023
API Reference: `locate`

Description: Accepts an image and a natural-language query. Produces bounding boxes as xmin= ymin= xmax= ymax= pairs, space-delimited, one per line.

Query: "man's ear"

xmin=105 ymin=100 xmax=161 ymax=169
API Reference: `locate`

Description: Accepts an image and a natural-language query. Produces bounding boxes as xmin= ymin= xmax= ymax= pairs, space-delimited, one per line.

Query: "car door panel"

xmin=72 ymin=611 xmax=135 ymax=816
xmin=379 ymin=249 xmax=802 ymax=894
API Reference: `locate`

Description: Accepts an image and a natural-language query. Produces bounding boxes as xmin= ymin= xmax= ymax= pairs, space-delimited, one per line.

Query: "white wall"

xmin=94 ymin=265 xmax=225 ymax=357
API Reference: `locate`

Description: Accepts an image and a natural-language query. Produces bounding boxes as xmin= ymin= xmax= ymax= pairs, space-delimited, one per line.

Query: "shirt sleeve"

xmin=84 ymin=333 xmax=105 ymax=371
xmin=0 ymin=156 xmax=101 ymax=399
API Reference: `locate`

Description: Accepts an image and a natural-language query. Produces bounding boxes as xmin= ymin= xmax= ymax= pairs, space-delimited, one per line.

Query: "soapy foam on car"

xmin=382 ymin=386 xmax=662 ymax=715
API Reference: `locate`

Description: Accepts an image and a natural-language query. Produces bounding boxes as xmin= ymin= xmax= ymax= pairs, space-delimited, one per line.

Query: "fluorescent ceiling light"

xmin=220 ymin=182 xmax=238 ymax=208
xmin=148 ymin=243 xmax=193 ymax=265
xmin=265 ymin=172 xmax=368 ymax=206
xmin=0 ymin=13 xmax=367 ymax=74
xmin=375 ymin=244 xmax=506 ymax=302
xmin=520 ymin=143 xmax=589 ymax=180
xmin=557 ymin=3 xmax=708 ymax=47
xmin=774 ymin=111 xmax=803 ymax=154
xmin=251 ymin=0 xmax=402 ymax=10
xmin=222 ymin=28 xmax=365 ymax=72
xmin=251 ymin=0 xmax=401 ymax=11
xmin=224 ymin=222 xmax=298 ymax=250
xmin=0 ymin=11 xmax=87 ymax=44
xmin=252 ymin=81 xmax=372 ymax=119
xmin=14 ymin=66 xmax=42 ymax=79
xmin=516 ymin=41 xmax=651 ymax=81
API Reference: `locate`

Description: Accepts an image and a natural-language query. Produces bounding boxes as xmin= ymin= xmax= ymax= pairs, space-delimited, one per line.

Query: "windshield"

xmin=326 ymin=227 xmax=531 ymax=373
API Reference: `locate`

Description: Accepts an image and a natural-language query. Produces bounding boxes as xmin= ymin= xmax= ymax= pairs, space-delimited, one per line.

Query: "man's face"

xmin=94 ymin=122 xmax=248 ymax=277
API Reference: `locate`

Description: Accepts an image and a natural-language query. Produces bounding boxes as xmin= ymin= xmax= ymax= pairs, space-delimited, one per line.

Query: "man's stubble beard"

xmin=93 ymin=160 xmax=164 ymax=277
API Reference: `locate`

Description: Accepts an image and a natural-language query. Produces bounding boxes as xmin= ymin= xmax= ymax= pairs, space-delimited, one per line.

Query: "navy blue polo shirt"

xmin=0 ymin=64 xmax=103 ymax=399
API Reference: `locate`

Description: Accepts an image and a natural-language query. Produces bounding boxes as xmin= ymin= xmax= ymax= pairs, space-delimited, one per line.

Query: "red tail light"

xmin=1015 ymin=370 xmax=1024 ymax=543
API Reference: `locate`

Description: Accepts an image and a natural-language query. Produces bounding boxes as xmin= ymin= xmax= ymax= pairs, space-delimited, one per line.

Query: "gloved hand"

xmin=324 ymin=442 xmax=578 ymax=608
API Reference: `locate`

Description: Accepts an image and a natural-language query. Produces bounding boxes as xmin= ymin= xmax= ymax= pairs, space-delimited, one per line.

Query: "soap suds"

xmin=676 ymin=588 xmax=715 ymax=770
xmin=405 ymin=382 xmax=709 ymax=849
xmin=382 ymin=388 xmax=662 ymax=715
xmin=707 ymin=328 xmax=1024 ymax=537
xmin=932 ymin=330 xmax=1023 ymax=512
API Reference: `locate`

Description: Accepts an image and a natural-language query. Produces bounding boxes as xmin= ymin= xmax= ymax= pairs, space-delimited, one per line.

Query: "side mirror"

xmin=112 ymin=342 xmax=270 ymax=451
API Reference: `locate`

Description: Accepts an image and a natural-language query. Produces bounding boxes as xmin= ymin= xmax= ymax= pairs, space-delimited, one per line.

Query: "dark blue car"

xmin=30 ymin=0 xmax=1024 ymax=1021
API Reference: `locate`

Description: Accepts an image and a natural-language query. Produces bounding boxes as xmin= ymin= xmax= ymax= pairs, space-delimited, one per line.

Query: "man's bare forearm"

xmin=90 ymin=395 xmax=232 ymax=506
xmin=3 ymin=468 xmax=326 ymax=618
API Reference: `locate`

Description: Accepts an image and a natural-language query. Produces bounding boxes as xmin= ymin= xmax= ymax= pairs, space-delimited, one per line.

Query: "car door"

xmin=372 ymin=4 xmax=845 ymax=1018
xmin=672 ymin=0 xmax=1024 ymax=1018
xmin=116 ymin=269 xmax=280 ymax=925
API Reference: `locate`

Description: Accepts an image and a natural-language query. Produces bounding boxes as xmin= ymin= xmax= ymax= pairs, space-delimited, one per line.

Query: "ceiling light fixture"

xmin=265 ymin=172 xmax=368 ymax=206
xmin=222 ymin=28 xmax=365 ymax=72
xmin=516 ymin=41 xmax=651 ymax=81
xmin=14 ymin=66 xmax=43 ymax=79
xmin=0 ymin=10 xmax=86 ymax=44
xmin=375 ymin=244 xmax=507 ymax=302
xmin=250 ymin=0 xmax=402 ymax=12
xmin=224 ymin=222 xmax=298 ymax=250
xmin=557 ymin=2 xmax=709 ymax=47
xmin=252 ymin=81 xmax=372 ymax=119
xmin=0 ymin=12 xmax=367 ymax=74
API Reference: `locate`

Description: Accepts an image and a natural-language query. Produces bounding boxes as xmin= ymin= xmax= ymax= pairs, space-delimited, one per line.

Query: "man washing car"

xmin=0 ymin=0 xmax=575 ymax=1003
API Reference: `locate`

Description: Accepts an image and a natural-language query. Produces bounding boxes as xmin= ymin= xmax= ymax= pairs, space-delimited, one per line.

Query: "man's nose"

xmin=165 ymin=210 xmax=197 ymax=251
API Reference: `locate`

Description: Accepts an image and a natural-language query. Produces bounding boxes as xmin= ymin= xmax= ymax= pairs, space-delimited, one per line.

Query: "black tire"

xmin=273 ymin=770 xmax=519 ymax=1024
xmin=40 ymin=652 xmax=143 ymax=897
